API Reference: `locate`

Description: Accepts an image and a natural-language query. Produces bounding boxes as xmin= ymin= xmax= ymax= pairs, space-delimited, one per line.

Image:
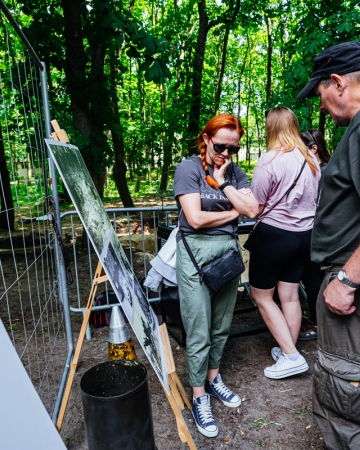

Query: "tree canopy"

xmin=1 ymin=0 xmax=360 ymax=212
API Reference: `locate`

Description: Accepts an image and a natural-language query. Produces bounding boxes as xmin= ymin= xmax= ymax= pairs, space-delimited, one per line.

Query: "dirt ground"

xmin=60 ymin=281 xmax=323 ymax=449
xmin=1 ymin=199 xmax=324 ymax=450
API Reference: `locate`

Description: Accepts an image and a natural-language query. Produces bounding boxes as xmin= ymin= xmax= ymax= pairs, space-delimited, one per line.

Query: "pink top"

xmin=251 ymin=147 xmax=320 ymax=231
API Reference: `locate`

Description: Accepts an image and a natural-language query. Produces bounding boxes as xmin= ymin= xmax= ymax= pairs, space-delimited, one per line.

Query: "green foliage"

xmin=10 ymin=181 xmax=44 ymax=207
xmin=1 ymin=0 xmax=358 ymax=206
xmin=239 ymin=160 xmax=257 ymax=182
xmin=103 ymin=168 xmax=175 ymax=201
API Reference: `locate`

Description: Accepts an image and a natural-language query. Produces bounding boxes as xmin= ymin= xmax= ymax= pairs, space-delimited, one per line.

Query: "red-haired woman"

xmin=173 ymin=114 xmax=259 ymax=437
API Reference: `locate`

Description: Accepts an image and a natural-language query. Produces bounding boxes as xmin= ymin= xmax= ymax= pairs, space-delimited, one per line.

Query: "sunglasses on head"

xmin=209 ymin=137 xmax=240 ymax=155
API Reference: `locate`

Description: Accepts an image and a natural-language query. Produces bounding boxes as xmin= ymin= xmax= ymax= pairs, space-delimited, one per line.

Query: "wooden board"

xmin=159 ymin=324 xmax=196 ymax=449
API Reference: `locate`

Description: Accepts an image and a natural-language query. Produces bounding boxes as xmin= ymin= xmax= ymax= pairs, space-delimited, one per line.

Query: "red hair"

xmin=197 ymin=114 xmax=245 ymax=188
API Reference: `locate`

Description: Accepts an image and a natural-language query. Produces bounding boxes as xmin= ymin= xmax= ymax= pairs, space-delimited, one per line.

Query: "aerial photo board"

xmin=45 ymin=139 xmax=168 ymax=392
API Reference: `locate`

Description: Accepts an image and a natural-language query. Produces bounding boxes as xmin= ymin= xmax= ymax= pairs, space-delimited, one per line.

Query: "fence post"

xmin=40 ymin=62 xmax=74 ymax=422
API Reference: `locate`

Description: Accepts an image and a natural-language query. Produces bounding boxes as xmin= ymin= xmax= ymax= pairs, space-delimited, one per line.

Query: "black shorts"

xmin=249 ymin=222 xmax=312 ymax=289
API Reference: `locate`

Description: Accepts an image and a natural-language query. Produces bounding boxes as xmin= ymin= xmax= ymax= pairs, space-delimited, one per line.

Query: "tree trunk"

xmin=186 ymin=0 xmax=240 ymax=152
xmin=61 ymin=0 xmax=107 ymax=196
xmin=237 ymin=37 xmax=249 ymax=119
xmin=112 ymin=135 xmax=134 ymax=207
xmin=62 ymin=0 xmax=91 ymax=135
xmin=109 ymin=56 xmax=134 ymax=207
xmin=186 ymin=0 xmax=209 ymax=152
xmin=214 ymin=26 xmax=230 ymax=115
xmin=246 ymin=52 xmax=253 ymax=168
xmin=246 ymin=97 xmax=250 ymax=165
xmin=254 ymin=107 xmax=262 ymax=157
xmin=319 ymin=111 xmax=326 ymax=136
xmin=135 ymin=175 xmax=141 ymax=193
xmin=159 ymin=83 xmax=171 ymax=191
xmin=265 ymin=15 xmax=272 ymax=104
xmin=0 ymin=122 xmax=14 ymax=231
xmin=159 ymin=156 xmax=170 ymax=191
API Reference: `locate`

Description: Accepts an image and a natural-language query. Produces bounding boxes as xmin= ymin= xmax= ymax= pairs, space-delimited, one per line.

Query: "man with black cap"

xmin=297 ymin=41 xmax=360 ymax=449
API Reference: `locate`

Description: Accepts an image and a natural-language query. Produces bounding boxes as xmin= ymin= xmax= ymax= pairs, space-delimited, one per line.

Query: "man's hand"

xmin=324 ymin=277 xmax=356 ymax=315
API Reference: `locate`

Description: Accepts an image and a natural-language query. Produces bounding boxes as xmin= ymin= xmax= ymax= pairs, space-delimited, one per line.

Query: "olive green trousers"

xmin=176 ymin=234 xmax=240 ymax=387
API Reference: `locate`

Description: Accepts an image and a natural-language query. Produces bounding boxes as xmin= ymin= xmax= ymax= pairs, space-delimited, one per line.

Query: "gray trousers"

xmin=176 ymin=234 xmax=240 ymax=387
xmin=313 ymin=269 xmax=360 ymax=449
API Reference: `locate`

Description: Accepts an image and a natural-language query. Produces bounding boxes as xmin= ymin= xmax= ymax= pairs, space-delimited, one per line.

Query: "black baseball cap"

xmin=296 ymin=41 xmax=360 ymax=100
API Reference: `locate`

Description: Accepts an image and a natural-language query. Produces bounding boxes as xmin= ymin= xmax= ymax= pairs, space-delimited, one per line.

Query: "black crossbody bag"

xmin=243 ymin=158 xmax=307 ymax=252
xmin=180 ymin=229 xmax=245 ymax=292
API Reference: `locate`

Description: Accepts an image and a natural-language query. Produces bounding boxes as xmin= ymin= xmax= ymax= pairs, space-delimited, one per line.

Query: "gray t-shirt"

xmin=173 ymin=155 xmax=249 ymax=237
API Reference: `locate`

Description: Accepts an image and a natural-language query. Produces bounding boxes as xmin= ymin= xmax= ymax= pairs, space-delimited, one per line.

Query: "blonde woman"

xmin=249 ymin=107 xmax=320 ymax=379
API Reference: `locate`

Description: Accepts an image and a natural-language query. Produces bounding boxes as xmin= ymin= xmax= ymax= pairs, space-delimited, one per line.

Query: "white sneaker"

xmin=264 ymin=354 xmax=309 ymax=379
xmin=271 ymin=347 xmax=283 ymax=362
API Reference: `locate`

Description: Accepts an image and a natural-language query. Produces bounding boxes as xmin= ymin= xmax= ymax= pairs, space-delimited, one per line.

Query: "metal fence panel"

xmin=0 ymin=4 xmax=70 ymax=419
xmin=61 ymin=206 xmax=178 ymax=339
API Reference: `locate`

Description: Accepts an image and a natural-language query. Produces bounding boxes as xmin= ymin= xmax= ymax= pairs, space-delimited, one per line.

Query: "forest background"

xmin=2 ymin=0 xmax=360 ymax=215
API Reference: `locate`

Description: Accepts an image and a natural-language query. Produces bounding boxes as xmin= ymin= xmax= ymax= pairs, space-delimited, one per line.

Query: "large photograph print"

xmin=46 ymin=140 xmax=168 ymax=392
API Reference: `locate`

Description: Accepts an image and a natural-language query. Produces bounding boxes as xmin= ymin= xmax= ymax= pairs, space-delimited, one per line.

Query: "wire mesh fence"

xmin=0 ymin=5 xmax=70 ymax=418
xmin=61 ymin=206 xmax=178 ymax=338
xmin=0 ymin=2 xmax=180 ymax=426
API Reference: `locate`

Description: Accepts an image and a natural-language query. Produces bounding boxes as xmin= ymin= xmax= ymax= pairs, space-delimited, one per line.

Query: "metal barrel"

xmin=80 ymin=360 xmax=156 ymax=450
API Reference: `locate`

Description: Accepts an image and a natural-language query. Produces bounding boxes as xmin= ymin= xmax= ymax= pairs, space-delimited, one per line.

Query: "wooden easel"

xmin=56 ymin=260 xmax=108 ymax=431
xmin=52 ymin=123 xmax=105 ymax=431
xmin=50 ymin=123 xmax=194 ymax=443
xmin=56 ymin=264 xmax=197 ymax=449
xmin=51 ymin=120 xmax=70 ymax=143
xmin=159 ymin=324 xmax=197 ymax=450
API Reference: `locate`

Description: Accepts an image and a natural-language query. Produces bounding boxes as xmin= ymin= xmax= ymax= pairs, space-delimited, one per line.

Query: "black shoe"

xmin=298 ymin=322 xmax=317 ymax=341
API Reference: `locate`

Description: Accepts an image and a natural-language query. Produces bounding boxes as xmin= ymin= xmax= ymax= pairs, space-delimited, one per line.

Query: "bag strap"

xmin=179 ymin=229 xmax=204 ymax=284
xmin=251 ymin=158 xmax=307 ymax=234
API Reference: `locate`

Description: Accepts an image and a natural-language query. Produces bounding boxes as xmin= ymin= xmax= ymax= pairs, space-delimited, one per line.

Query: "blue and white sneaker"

xmin=192 ymin=394 xmax=218 ymax=437
xmin=205 ymin=374 xmax=241 ymax=408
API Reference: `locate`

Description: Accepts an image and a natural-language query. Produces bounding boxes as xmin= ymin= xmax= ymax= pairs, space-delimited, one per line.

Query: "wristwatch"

xmin=337 ymin=269 xmax=360 ymax=289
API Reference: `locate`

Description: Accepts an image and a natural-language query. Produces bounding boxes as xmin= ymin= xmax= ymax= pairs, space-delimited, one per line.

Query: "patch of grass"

xmin=295 ymin=405 xmax=312 ymax=420
xmin=251 ymin=415 xmax=280 ymax=428
xmin=256 ymin=441 xmax=265 ymax=447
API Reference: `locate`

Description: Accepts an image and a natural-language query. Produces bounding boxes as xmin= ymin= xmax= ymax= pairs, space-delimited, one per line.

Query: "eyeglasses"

xmin=305 ymin=131 xmax=316 ymax=147
xmin=210 ymin=138 xmax=240 ymax=155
